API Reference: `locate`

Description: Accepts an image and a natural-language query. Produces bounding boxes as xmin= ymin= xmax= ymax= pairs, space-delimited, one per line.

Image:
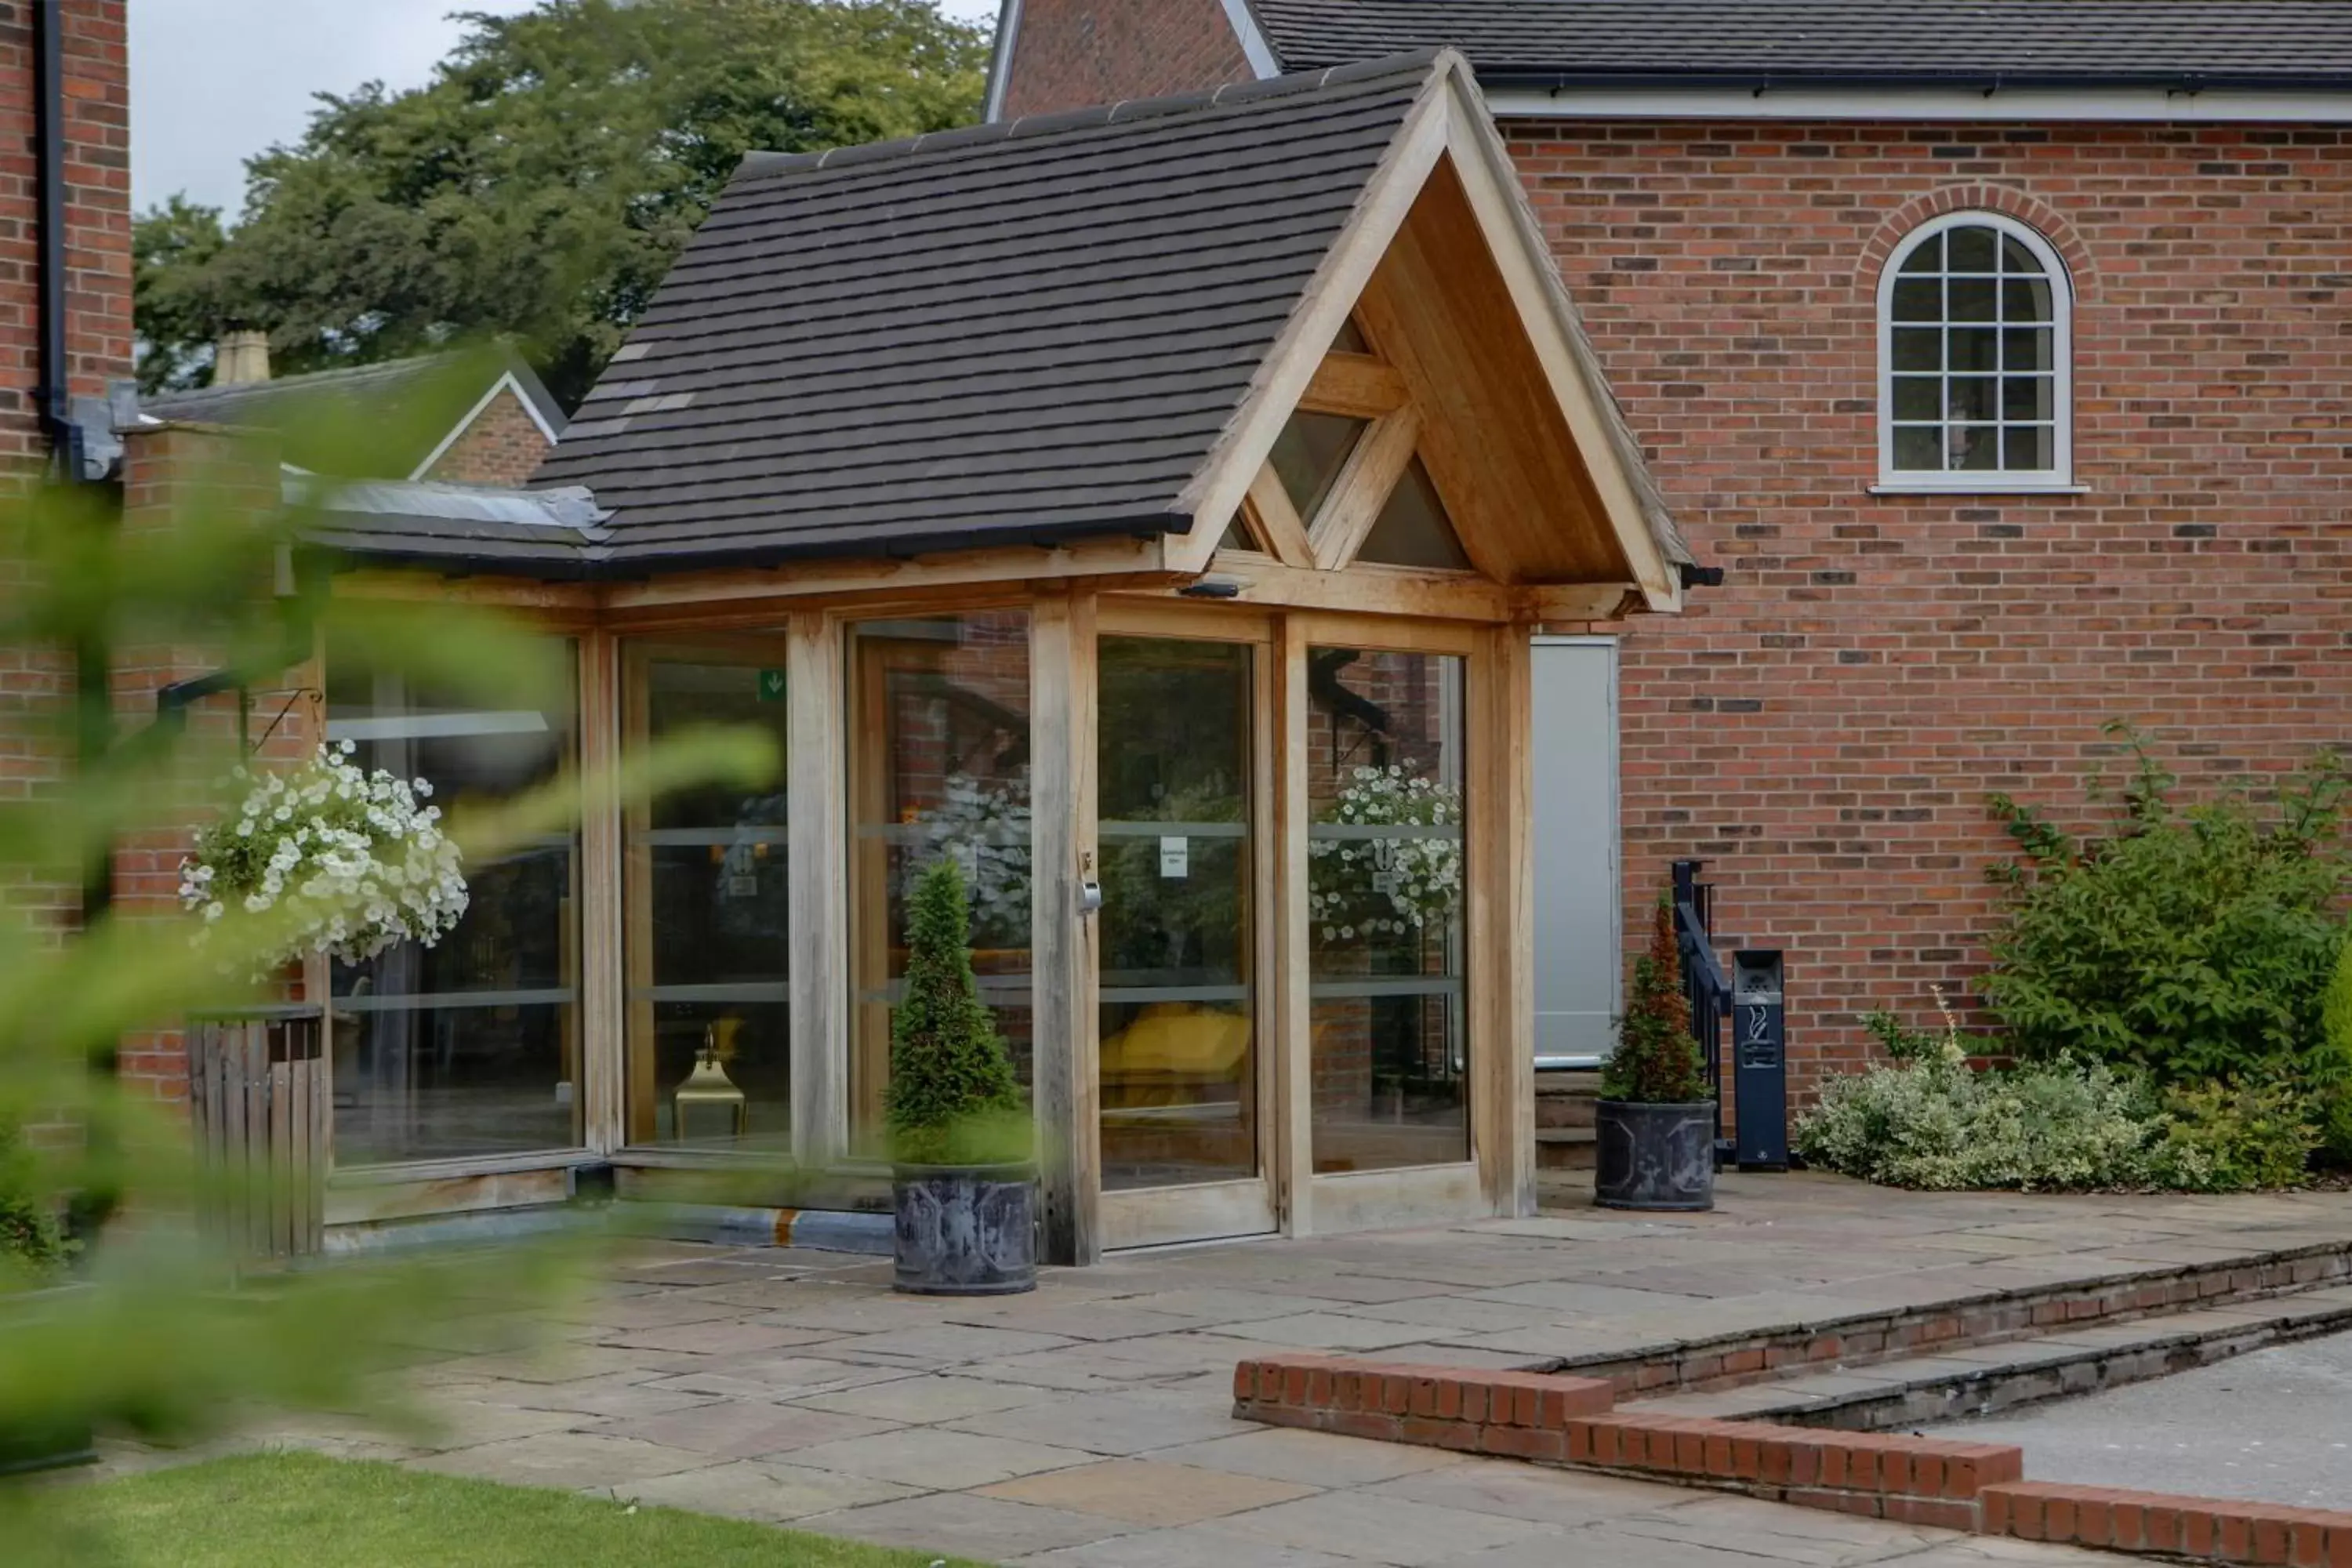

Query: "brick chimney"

xmin=212 ymin=328 xmax=271 ymax=387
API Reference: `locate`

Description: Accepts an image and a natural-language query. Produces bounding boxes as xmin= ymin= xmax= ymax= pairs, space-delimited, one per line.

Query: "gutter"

xmin=1459 ymin=66 xmax=2352 ymax=96
xmin=31 ymin=0 xmax=69 ymax=465
xmin=314 ymin=511 xmax=1186 ymax=583
xmin=31 ymin=0 xmax=116 ymax=931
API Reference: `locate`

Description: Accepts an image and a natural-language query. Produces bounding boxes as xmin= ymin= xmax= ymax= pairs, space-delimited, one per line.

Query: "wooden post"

xmin=577 ymin=631 xmax=626 ymax=1156
xmin=1029 ymin=589 xmax=1099 ymax=1265
xmin=1475 ymin=625 xmax=1537 ymax=1218
xmin=787 ymin=612 xmax=849 ymax=1167
xmin=1272 ymin=616 xmax=1315 ymax=1236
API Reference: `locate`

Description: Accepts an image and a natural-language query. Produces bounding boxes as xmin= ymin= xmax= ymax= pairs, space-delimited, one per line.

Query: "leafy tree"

xmin=133 ymin=0 xmax=989 ymax=404
xmin=1602 ymin=894 xmax=1709 ymax=1104
xmin=130 ymin=198 xmax=230 ymax=395
xmin=884 ymin=857 xmax=1026 ymax=1166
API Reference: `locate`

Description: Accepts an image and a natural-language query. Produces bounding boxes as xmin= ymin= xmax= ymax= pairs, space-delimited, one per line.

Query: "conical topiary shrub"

xmin=885 ymin=856 xmax=1027 ymax=1167
xmin=1595 ymin=891 xmax=1716 ymax=1210
xmin=1602 ymin=893 xmax=1709 ymax=1104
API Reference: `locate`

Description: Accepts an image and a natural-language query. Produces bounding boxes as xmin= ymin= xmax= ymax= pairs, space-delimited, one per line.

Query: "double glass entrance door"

xmin=1094 ymin=621 xmax=1475 ymax=1250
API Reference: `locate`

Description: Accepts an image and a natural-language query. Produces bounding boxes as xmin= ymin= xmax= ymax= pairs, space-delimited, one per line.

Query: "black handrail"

xmin=1672 ymin=859 xmax=1733 ymax=1163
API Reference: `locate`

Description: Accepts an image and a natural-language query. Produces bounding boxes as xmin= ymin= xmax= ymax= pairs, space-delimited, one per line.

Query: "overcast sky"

xmin=132 ymin=0 xmax=1002 ymax=215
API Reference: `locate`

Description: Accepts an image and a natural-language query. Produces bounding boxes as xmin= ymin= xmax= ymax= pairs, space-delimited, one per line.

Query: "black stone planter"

xmin=0 ymin=1285 xmax=96 ymax=1475
xmin=891 ymin=1163 xmax=1038 ymax=1296
xmin=1593 ymin=1100 xmax=1716 ymax=1211
xmin=0 ymin=1418 xmax=95 ymax=1477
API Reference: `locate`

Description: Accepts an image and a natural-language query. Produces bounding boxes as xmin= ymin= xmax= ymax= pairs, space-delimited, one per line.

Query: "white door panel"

xmin=1530 ymin=638 xmax=1620 ymax=1068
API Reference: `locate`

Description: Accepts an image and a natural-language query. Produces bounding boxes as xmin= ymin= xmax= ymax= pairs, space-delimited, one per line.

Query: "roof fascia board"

xmin=408 ymin=370 xmax=561 ymax=481
xmin=504 ymin=357 xmax=570 ymax=438
xmin=1437 ymin=72 xmax=1679 ymax=612
xmin=1169 ymin=67 xmax=1453 ymax=574
xmin=1483 ymin=85 xmax=2352 ymax=122
xmin=1221 ymin=0 xmax=1281 ymax=80
xmin=983 ymin=0 xmax=1023 ymax=122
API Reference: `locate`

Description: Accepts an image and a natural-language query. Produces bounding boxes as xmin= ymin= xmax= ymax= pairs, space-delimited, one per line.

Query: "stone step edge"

xmin=1627 ymin=1287 xmax=2352 ymax=1432
xmin=1508 ymin=1239 xmax=2352 ymax=1402
xmin=1232 ymin=1353 xmax=2352 ymax=1566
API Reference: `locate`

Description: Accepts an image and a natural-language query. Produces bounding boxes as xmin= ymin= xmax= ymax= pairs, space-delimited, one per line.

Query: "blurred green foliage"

xmin=0 ymin=358 xmax=777 ymax=1549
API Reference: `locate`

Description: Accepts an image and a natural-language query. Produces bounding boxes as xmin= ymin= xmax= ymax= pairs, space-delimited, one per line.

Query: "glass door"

xmin=1305 ymin=645 xmax=1469 ymax=1174
xmin=621 ymin=640 xmax=794 ymax=1152
xmin=1096 ymin=630 xmax=1276 ymax=1247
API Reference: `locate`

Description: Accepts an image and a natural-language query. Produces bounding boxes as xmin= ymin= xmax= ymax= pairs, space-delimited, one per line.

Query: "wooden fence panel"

xmin=187 ymin=1011 xmax=327 ymax=1266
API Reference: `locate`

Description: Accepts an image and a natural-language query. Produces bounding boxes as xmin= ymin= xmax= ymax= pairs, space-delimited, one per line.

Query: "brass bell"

xmin=673 ymin=1022 xmax=749 ymax=1142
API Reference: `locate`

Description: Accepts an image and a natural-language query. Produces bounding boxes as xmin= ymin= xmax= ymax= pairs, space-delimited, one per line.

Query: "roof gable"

xmin=147 ymin=351 xmax=565 ymax=476
xmin=1164 ymin=53 xmax=1686 ymax=605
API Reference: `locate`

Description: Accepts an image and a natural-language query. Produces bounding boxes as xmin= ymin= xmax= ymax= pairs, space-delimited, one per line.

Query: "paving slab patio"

xmin=150 ymin=1171 xmax=2352 ymax=1563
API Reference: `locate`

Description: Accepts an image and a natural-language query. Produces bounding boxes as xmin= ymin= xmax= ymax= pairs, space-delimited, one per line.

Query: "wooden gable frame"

xmin=1170 ymin=55 xmax=1681 ymax=612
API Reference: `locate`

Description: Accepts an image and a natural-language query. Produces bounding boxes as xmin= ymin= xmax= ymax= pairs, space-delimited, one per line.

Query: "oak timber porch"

xmin=308 ymin=51 xmax=1692 ymax=1263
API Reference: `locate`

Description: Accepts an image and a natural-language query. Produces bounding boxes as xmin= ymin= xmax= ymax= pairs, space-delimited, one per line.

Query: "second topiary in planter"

xmin=1595 ymin=894 xmax=1716 ymax=1210
xmin=887 ymin=856 xmax=1037 ymax=1294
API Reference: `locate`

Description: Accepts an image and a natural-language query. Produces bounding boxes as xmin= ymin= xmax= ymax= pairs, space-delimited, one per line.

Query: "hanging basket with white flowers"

xmin=179 ymin=741 xmax=468 ymax=972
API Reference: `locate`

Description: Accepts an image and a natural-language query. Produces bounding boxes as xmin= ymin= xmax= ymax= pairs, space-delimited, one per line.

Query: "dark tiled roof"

xmin=535 ymin=54 xmax=1451 ymax=568
xmin=148 ymin=352 xmax=564 ymax=474
xmin=1247 ymin=1 xmax=2352 ymax=88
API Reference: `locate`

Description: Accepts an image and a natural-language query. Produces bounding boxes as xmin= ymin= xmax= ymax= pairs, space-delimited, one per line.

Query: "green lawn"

xmin=51 ymin=1450 xmax=982 ymax=1567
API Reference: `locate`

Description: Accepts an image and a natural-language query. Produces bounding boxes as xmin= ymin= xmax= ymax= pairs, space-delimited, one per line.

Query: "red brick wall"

xmin=1508 ymin=122 xmax=2352 ymax=1092
xmin=0 ymin=1 xmax=130 ymax=457
xmin=998 ymin=0 xmax=1252 ymax=120
xmin=110 ymin=425 xmax=321 ymax=1105
xmin=421 ymin=385 xmax=556 ymax=487
xmin=0 ymin=1 xmax=132 ymax=949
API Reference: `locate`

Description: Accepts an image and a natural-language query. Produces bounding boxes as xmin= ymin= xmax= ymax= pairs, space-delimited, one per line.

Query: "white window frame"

xmin=1875 ymin=210 xmax=2078 ymax=495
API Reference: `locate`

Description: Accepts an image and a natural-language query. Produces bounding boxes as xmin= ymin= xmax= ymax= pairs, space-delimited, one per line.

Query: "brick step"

xmin=1535 ymin=1096 xmax=1597 ymax=1131
xmin=1535 ymin=1127 xmax=1596 ymax=1171
xmin=1535 ymin=1070 xmax=1600 ymax=1131
xmin=1619 ymin=1282 xmax=2352 ymax=1433
xmin=1232 ymin=1352 xmax=2352 ymax=1566
xmin=1535 ymin=1235 xmax=2352 ymax=1403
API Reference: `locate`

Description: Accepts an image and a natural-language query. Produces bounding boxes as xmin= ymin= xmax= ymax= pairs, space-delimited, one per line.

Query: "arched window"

xmin=1878 ymin=212 xmax=2073 ymax=489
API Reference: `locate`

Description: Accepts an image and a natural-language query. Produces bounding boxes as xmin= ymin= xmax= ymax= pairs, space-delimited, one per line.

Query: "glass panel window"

xmin=1881 ymin=215 xmax=2068 ymax=482
xmin=1947 ymin=225 xmax=1998 ymax=274
xmin=623 ymin=642 xmax=793 ymax=1151
xmin=1890 ymin=376 xmax=1941 ymax=422
xmin=848 ymin=613 xmax=1033 ymax=1155
xmin=1269 ymin=412 xmax=1368 ymax=522
xmin=1947 ymin=277 xmax=1997 ymax=321
xmin=326 ymin=637 xmax=579 ymax=1165
xmin=1890 ymin=329 xmax=1940 ymax=372
xmin=1097 ymin=637 xmax=1255 ymax=1192
xmin=1358 ymin=457 xmax=1474 ymax=572
xmin=1890 ymin=280 xmax=1939 ymax=321
xmin=1306 ymin=647 xmax=1468 ymax=1174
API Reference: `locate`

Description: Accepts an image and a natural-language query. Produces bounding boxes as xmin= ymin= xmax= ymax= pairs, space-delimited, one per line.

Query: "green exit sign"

xmin=757 ymin=669 xmax=786 ymax=702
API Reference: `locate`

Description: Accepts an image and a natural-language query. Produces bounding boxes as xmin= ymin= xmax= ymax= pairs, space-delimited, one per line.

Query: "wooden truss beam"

xmin=1299 ymin=350 xmax=1410 ymax=419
